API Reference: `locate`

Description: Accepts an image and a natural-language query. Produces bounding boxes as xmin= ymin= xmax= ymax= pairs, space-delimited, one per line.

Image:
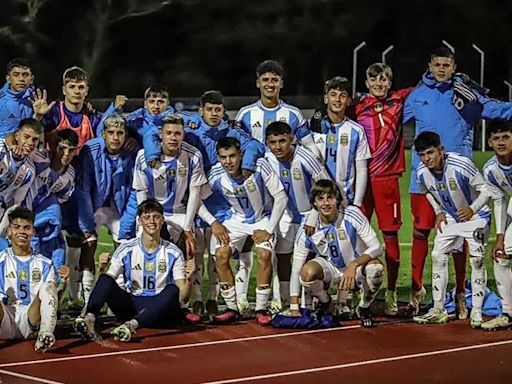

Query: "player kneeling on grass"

xmin=413 ymin=132 xmax=491 ymax=328
xmin=482 ymin=123 xmax=512 ymax=330
xmin=198 ymin=137 xmax=288 ymax=325
xmin=73 ymin=199 xmax=195 ymax=342
xmin=289 ymin=179 xmax=384 ymax=328
xmin=0 ymin=207 xmax=68 ymax=352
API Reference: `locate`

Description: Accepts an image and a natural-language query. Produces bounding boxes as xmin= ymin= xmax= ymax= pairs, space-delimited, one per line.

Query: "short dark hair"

xmin=137 ymin=199 xmax=164 ymax=217
xmin=366 ymin=63 xmax=393 ymax=82
xmin=63 ymin=66 xmax=88 ymax=84
xmin=7 ymin=58 xmax=32 ymax=73
xmin=56 ymin=128 xmax=79 ymax=147
xmin=430 ymin=47 xmax=456 ymax=63
xmin=488 ymin=120 xmax=512 ymax=137
xmin=310 ymin=179 xmax=343 ymax=209
xmin=200 ymin=90 xmax=224 ymax=106
xmin=161 ymin=113 xmax=184 ymax=127
xmin=144 ymin=84 xmax=169 ymax=100
xmin=324 ymin=76 xmax=351 ymax=95
xmin=217 ymin=137 xmax=241 ymax=154
xmin=18 ymin=118 xmax=43 ymax=135
xmin=9 ymin=207 xmax=35 ymax=224
xmin=414 ymin=131 xmax=442 ymax=153
xmin=265 ymin=121 xmax=292 ymax=138
xmin=256 ymin=60 xmax=284 ymax=78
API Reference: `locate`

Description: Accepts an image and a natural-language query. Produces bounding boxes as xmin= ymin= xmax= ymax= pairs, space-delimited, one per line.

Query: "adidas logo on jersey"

xmin=133 ymin=264 xmax=142 ymax=271
xmin=252 ymin=122 xmax=262 ymax=128
xmin=6 ymin=271 xmax=16 ymax=279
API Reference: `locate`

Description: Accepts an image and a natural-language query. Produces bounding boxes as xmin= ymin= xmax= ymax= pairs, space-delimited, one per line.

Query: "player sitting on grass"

xmin=413 ymin=132 xmax=491 ymax=327
xmin=0 ymin=207 xmax=67 ymax=352
xmin=289 ymin=179 xmax=383 ymax=328
xmin=482 ymin=123 xmax=512 ymax=330
xmin=73 ymin=199 xmax=195 ymax=342
xmin=198 ymin=137 xmax=288 ymax=325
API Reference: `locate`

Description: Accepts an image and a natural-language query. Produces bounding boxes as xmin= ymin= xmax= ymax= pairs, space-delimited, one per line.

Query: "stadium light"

xmin=504 ymin=80 xmax=512 ymax=101
xmin=473 ymin=43 xmax=486 ymax=152
xmin=352 ymin=41 xmax=367 ymax=97
xmin=381 ymin=45 xmax=394 ymax=64
xmin=442 ymin=40 xmax=455 ymax=53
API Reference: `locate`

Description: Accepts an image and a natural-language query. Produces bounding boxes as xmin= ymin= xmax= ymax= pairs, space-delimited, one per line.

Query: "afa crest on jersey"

xmin=32 ymin=268 xmax=41 ymax=283
xmin=235 ymin=186 xmax=244 ymax=196
xmin=448 ymin=178 xmax=458 ymax=191
xmin=339 ymin=133 xmax=349 ymax=146
xmin=438 ymin=182 xmax=446 ymax=192
xmin=145 ymin=262 xmax=154 ymax=273
xmin=293 ymin=168 xmax=302 ymax=180
xmin=338 ymin=229 xmax=347 ymax=241
xmin=281 ymin=169 xmax=290 ymax=179
xmin=327 ymin=232 xmax=335 ymax=242
xmin=247 ymin=181 xmax=257 ymax=192
xmin=178 ymin=165 xmax=187 ymax=177
xmin=157 ymin=260 xmax=167 ymax=273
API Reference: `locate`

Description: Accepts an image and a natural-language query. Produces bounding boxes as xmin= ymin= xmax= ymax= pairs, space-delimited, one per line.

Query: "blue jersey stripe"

xmin=345 ymin=128 xmax=359 ymax=203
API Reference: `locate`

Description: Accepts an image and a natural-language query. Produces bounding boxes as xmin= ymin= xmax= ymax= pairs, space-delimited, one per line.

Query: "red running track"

xmin=1 ymin=319 xmax=512 ymax=383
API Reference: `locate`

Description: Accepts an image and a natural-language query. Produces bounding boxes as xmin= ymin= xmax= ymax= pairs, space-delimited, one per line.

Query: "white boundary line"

xmin=0 ymin=368 xmax=64 ymax=384
xmin=198 ymin=339 xmax=512 ymax=384
xmin=0 ymin=324 xmax=366 ymax=368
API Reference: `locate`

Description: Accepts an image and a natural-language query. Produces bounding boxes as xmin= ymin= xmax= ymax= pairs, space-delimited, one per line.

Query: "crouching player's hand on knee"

xmin=435 ymin=212 xmax=447 ymax=233
xmin=252 ymin=229 xmax=271 ymax=243
xmin=339 ymin=261 xmax=357 ymax=290
xmin=98 ymin=252 xmax=111 ymax=273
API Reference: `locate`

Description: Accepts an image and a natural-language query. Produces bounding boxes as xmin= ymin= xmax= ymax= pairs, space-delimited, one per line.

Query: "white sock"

xmin=235 ymin=252 xmax=252 ymax=301
xmin=82 ymin=270 xmax=95 ymax=307
xmin=470 ymin=256 xmax=487 ymax=312
xmin=494 ymin=258 xmax=512 ymax=315
xmin=255 ymin=286 xmax=272 ymax=312
xmin=301 ymin=278 xmax=329 ymax=304
xmin=302 ymin=287 xmax=313 ymax=309
xmin=38 ymin=281 xmax=58 ymax=334
xmin=208 ymin=254 xmax=219 ymax=300
xmin=219 ymin=284 xmax=238 ymax=311
xmin=360 ymin=263 xmax=384 ymax=308
xmin=125 ymin=319 xmax=139 ymax=332
xmin=66 ymin=245 xmax=81 ymax=302
xmin=432 ymin=252 xmax=449 ymax=311
xmin=193 ymin=251 xmax=205 ymax=301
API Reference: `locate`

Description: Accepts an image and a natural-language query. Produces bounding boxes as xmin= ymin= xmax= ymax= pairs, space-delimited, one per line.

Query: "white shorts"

xmin=276 ymin=217 xmax=299 ymax=254
xmin=165 ymin=214 xmax=187 ymax=243
xmin=211 ymin=217 xmax=275 ymax=254
xmin=432 ymin=218 xmax=489 ymax=257
xmin=95 ymin=206 xmax=121 ymax=242
xmin=310 ymin=257 xmax=364 ymax=289
xmin=195 ymin=226 xmax=212 ymax=255
xmin=0 ymin=302 xmax=38 ymax=340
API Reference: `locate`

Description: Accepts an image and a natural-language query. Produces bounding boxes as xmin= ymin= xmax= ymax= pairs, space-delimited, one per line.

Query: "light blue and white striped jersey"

xmin=0 ymin=248 xmax=55 ymax=306
xmin=235 ymin=100 xmax=310 ymax=143
xmin=302 ymin=206 xmax=379 ymax=269
xmin=133 ymin=142 xmax=207 ymax=216
xmin=204 ymin=158 xmax=284 ymax=224
xmin=483 ymin=156 xmax=512 ymax=197
xmin=265 ymin=146 xmax=330 ymax=223
xmin=0 ymin=139 xmax=36 ymax=206
xmin=107 ymin=237 xmax=186 ymax=296
xmin=417 ymin=152 xmax=491 ymax=223
xmin=24 ymin=150 xmax=75 ymax=211
xmin=312 ymin=118 xmax=371 ymax=205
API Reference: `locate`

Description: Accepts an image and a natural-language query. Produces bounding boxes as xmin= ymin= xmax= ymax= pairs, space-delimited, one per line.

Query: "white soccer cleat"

xmin=481 ymin=314 xmax=512 ymax=331
xmin=413 ymin=308 xmax=449 ymax=324
xmin=270 ymin=299 xmax=283 ymax=314
xmin=34 ymin=331 xmax=56 ymax=353
xmin=237 ymin=298 xmax=251 ymax=317
xmin=470 ymin=311 xmax=484 ymax=329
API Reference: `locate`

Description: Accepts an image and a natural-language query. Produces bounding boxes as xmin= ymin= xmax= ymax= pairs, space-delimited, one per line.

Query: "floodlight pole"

xmin=473 ymin=44 xmax=486 ymax=151
xmin=381 ymin=45 xmax=394 ymax=64
xmin=352 ymin=41 xmax=367 ymax=97
xmin=504 ymin=80 xmax=512 ymax=101
xmin=442 ymin=40 xmax=455 ymax=53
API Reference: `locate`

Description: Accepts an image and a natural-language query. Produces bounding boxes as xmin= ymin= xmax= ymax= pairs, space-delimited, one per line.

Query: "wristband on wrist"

xmin=290 ymin=303 xmax=300 ymax=311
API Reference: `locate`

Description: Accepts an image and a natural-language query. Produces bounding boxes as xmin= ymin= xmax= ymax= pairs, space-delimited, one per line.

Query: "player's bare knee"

xmin=300 ymin=262 xmax=320 ymax=283
xmin=255 ymin=249 xmax=271 ymax=266
xmin=215 ymin=248 xmax=231 ymax=269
